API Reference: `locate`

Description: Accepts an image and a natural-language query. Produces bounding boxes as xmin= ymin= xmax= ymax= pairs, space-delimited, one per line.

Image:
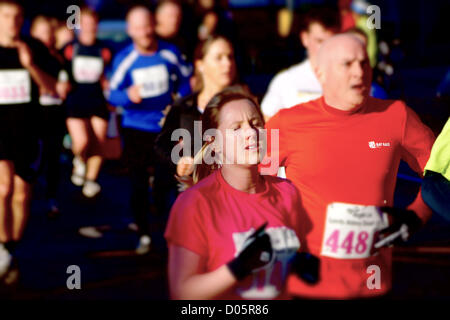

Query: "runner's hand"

xmin=375 ymin=206 xmax=423 ymax=248
xmin=14 ymin=40 xmax=33 ymax=68
xmin=291 ymin=252 xmax=320 ymax=284
xmin=227 ymin=222 xmax=273 ymax=280
xmin=127 ymin=85 xmax=142 ymax=104
xmin=176 ymin=156 xmax=194 ymax=177
xmin=56 ymin=81 xmax=71 ymax=100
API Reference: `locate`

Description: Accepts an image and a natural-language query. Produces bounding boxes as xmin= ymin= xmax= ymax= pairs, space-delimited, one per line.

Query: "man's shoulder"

xmin=366 ymin=96 xmax=408 ymax=116
xmin=278 ymin=97 xmax=322 ymax=117
xmin=266 ymin=97 xmax=322 ymax=129
xmin=113 ymin=43 xmax=136 ymax=62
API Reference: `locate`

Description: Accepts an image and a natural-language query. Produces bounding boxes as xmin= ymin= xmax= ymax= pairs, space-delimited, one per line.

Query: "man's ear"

xmin=315 ymin=64 xmax=325 ymax=85
xmin=300 ymin=31 xmax=309 ymax=48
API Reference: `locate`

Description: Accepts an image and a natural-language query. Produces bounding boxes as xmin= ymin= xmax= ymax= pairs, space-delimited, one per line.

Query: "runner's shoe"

xmin=136 ymin=235 xmax=151 ymax=255
xmin=0 ymin=244 xmax=12 ymax=279
xmin=82 ymin=180 xmax=101 ymax=198
xmin=71 ymin=156 xmax=86 ymax=186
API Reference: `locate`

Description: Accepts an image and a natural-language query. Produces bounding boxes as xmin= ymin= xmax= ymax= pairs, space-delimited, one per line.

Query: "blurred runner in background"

xmin=0 ymin=0 xmax=56 ymax=277
xmin=62 ymin=6 xmax=112 ymax=198
xmin=108 ymin=5 xmax=191 ymax=255
xmin=31 ymin=15 xmax=70 ymax=217
xmin=155 ymin=35 xmax=238 ymax=194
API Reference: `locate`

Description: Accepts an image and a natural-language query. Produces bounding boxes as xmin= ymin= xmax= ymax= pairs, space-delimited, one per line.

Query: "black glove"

xmin=291 ymin=252 xmax=320 ymax=284
xmin=227 ymin=222 xmax=273 ymax=280
xmin=374 ymin=206 xmax=423 ymax=248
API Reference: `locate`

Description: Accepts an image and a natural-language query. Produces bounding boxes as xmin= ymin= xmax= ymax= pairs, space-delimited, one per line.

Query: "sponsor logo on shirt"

xmin=368 ymin=141 xmax=391 ymax=149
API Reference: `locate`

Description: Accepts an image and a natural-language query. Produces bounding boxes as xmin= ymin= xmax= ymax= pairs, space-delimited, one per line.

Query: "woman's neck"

xmin=220 ymin=165 xmax=262 ymax=194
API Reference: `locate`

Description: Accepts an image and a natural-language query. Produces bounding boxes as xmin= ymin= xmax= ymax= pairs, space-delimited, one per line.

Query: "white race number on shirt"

xmin=73 ymin=56 xmax=104 ymax=83
xmin=0 ymin=69 xmax=31 ymax=104
xmin=321 ymin=202 xmax=388 ymax=259
xmin=131 ymin=65 xmax=169 ymax=99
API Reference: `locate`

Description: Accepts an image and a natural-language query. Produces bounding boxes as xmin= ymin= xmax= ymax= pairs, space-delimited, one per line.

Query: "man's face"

xmin=156 ymin=3 xmax=182 ymax=38
xmin=321 ymin=39 xmax=372 ymax=109
xmin=127 ymin=10 xmax=155 ymax=50
xmin=80 ymin=13 xmax=98 ymax=41
xmin=0 ymin=4 xmax=23 ymax=40
xmin=300 ymin=22 xmax=336 ymax=67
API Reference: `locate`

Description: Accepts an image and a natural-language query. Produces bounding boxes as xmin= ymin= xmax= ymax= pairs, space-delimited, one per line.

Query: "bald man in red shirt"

xmin=264 ymin=34 xmax=435 ymax=299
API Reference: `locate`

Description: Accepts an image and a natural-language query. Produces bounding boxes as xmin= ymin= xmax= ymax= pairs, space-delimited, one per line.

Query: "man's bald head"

xmin=126 ymin=5 xmax=153 ymax=25
xmin=126 ymin=5 xmax=156 ymax=52
xmin=315 ymin=34 xmax=372 ymax=111
xmin=316 ymin=34 xmax=367 ymax=71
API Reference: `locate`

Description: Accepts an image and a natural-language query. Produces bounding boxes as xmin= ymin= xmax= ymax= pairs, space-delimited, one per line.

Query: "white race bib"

xmin=0 ymin=69 xmax=31 ymax=104
xmin=131 ymin=65 xmax=169 ymax=99
xmin=321 ymin=202 xmax=388 ymax=259
xmin=73 ymin=56 xmax=104 ymax=83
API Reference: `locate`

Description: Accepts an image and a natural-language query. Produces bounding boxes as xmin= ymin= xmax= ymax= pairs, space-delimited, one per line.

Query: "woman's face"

xmin=197 ymin=38 xmax=236 ymax=90
xmin=32 ymin=20 xmax=54 ymax=48
xmin=215 ymin=99 xmax=265 ymax=167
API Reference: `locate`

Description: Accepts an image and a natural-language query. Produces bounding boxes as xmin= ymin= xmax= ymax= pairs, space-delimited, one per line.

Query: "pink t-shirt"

xmin=165 ymin=169 xmax=306 ymax=299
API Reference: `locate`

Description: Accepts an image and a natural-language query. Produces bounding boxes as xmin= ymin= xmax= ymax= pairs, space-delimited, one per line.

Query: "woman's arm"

xmin=168 ymin=245 xmax=237 ymax=300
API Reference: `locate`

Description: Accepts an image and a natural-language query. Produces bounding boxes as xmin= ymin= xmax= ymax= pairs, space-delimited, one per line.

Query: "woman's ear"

xmin=195 ymin=60 xmax=204 ymax=73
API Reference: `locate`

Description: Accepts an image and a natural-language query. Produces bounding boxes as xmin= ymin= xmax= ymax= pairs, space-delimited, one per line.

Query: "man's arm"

xmin=400 ymin=104 xmax=436 ymax=222
xmin=16 ymin=41 xmax=57 ymax=94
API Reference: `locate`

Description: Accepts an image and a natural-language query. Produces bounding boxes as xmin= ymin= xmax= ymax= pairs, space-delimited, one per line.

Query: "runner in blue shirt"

xmin=108 ymin=4 xmax=191 ymax=255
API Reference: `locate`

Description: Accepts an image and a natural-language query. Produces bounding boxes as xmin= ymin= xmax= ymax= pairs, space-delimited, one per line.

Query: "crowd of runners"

xmin=0 ymin=0 xmax=448 ymax=300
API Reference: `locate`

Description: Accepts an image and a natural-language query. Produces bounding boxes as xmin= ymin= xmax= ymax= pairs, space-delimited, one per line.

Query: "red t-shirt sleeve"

xmin=400 ymin=104 xmax=436 ymax=220
xmin=164 ymin=190 xmax=209 ymax=257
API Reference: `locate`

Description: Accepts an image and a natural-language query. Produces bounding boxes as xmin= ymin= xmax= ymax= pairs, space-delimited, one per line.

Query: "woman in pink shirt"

xmin=165 ymin=86 xmax=309 ymax=299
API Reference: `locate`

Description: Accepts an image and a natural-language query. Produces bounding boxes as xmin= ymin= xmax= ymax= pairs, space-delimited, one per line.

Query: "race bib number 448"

xmin=321 ymin=202 xmax=388 ymax=259
xmin=0 ymin=69 xmax=31 ymax=104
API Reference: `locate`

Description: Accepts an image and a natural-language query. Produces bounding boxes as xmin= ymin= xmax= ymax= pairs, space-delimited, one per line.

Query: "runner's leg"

xmin=85 ymin=115 xmax=108 ymax=182
xmin=0 ymin=160 xmax=14 ymax=243
xmin=10 ymin=174 xmax=32 ymax=241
